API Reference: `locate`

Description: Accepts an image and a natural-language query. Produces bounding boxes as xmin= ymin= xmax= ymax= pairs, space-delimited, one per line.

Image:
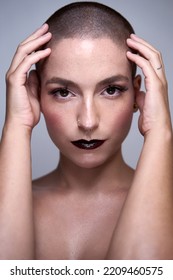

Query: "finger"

xmin=8 ymin=32 xmax=52 ymax=74
xmin=127 ymin=36 xmax=164 ymax=73
xmin=130 ymin=34 xmax=160 ymax=54
xmin=130 ymin=34 xmax=164 ymax=70
xmin=21 ymin=23 xmax=49 ymax=45
xmin=130 ymin=35 xmax=164 ymax=72
xmin=126 ymin=51 xmax=162 ymax=94
xmin=8 ymin=48 xmax=51 ymax=87
xmin=127 ymin=37 xmax=166 ymax=83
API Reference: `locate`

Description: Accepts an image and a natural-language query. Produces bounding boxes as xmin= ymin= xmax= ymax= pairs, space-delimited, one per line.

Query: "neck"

xmin=55 ymin=149 xmax=133 ymax=193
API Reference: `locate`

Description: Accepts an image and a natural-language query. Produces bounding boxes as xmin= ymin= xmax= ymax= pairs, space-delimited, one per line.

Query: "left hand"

xmin=126 ymin=34 xmax=172 ymax=136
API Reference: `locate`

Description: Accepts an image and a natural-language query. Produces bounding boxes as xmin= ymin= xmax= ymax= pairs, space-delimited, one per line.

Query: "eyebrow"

xmin=45 ymin=75 xmax=129 ymax=88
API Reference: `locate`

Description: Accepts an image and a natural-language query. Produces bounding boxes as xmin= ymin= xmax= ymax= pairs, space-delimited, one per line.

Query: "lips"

xmin=71 ymin=139 xmax=105 ymax=150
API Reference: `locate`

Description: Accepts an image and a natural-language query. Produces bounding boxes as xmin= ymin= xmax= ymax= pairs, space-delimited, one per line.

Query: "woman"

xmin=0 ymin=2 xmax=172 ymax=259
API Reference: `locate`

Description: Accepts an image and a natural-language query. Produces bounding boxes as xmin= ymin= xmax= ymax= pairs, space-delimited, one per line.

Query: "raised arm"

xmin=107 ymin=34 xmax=173 ymax=259
xmin=0 ymin=24 xmax=51 ymax=259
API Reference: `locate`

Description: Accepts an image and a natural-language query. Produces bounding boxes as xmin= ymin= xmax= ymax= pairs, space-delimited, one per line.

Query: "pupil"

xmin=107 ymin=86 xmax=115 ymax=95
xmin=60 ymin=89 xmax=68 ymax=97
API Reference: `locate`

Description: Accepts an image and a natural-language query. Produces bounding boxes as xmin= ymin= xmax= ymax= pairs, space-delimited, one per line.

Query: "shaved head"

xmin=38 ymin=2 xmax=137 ymax=76
xmin=46 ymin=2 xmax=134 ymax=43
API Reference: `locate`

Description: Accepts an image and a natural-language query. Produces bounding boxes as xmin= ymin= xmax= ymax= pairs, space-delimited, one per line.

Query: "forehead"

xmin=41 ymin=38 xmax=131 ymax=83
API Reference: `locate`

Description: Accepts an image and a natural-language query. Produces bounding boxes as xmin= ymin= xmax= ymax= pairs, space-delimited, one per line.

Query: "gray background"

xmin=1 ymin=0 xmax=173 ymax=179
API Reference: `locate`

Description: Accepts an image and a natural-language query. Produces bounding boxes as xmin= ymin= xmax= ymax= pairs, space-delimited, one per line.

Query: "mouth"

xmin=71 ymin=139 xmax=105 ymax=150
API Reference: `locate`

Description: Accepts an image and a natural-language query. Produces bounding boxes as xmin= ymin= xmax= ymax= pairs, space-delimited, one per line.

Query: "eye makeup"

xmin=48 ymin=87 xmax=75 ymax=100
xmin=102 ymin=84 xmax=128 ymax=97
xmin=46 ymin=74 xmax=129 ymax=100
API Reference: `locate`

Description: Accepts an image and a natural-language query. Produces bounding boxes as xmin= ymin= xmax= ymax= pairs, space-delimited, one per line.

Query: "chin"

xmin=64 ymin=151 xmax=113 ymax=169
xmin=74 ymin=160 xmax=105 ymax=169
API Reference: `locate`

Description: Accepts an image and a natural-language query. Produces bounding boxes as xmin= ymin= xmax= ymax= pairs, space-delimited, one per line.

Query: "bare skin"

xmin=0 ymin=24 xmax=173 ymax=260
xmin=33 ymin=171 xmax=132 ymax=259
xmin=32 ymin=35 xmax=137 ymax=259
xmin=33 ymin=152 xmax=134 ymax=259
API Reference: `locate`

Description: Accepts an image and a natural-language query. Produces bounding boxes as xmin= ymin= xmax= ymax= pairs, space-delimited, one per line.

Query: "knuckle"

xmin=5 ymin=70 xmax=10 ymax=81
xmin=6 ymin=72 xmax=15 ymax=84
xmin=6 ymin=71 xmax=18 ymax=86
xmin=156 ymin=49 xmax=162 ymax=59
xmin=16 ymin=42 xmax=25 ymax=55
xmin=144 ymin=60 xmax=151 ymax=69
xmin=23 ymin=53 xmax=33 ymax=63
xmin=16 ymin=43 xmax=22 ymax=53
xmin=5 ymin=69 xmax=14 ymax=83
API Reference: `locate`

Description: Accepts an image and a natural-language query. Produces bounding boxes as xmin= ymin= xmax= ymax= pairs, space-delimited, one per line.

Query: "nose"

xmin=77 ymin=98 xmax=99 ymax=133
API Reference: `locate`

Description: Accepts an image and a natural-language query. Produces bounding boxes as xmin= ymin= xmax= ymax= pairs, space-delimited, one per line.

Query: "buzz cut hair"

xmin=40 ymin=2 xmax=137 ymax=77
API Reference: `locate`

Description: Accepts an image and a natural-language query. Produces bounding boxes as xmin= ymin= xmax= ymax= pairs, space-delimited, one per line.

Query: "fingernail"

xmin=41 ymin=23 xmax=48 ymax=29
xmin=130 ymin=33 xmax=137 ymax=38
xmin=42 ymin=32 xmax=51 ymax=38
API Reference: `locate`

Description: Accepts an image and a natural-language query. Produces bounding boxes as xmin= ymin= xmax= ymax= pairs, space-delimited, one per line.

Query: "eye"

xmin=102 ymin=85 xmax=128 ymax=97
xmin=106 ymin=86 xmax=118 ymax=95
xmin=49 ymin=88 xmax=74 ymax=99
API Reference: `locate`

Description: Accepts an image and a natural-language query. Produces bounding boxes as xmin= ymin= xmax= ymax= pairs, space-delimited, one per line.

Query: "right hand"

xmin=5 ymin=24 xmax=52 ymax=131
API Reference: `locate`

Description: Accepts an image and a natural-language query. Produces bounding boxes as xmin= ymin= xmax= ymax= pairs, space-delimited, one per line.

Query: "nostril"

xmin=77 ymin=116 xmax=99 ymax=132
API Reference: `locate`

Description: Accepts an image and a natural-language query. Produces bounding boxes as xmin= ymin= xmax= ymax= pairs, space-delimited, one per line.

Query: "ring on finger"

xmin=156 ymin=65 xmax=162 ymax=70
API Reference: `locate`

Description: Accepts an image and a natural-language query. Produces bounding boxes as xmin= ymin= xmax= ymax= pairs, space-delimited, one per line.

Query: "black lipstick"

xmin=71 ymin=139 xmax=105 ymax=150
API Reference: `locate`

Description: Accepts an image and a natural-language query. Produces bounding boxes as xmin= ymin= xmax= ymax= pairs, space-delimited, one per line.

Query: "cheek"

xmin=42 ymin=105 xmax=69 ymax=142
xmin=118 ymin=107 xmax=133 ymax=127
xmin=106 ymin=102 xmax=133 ymax=138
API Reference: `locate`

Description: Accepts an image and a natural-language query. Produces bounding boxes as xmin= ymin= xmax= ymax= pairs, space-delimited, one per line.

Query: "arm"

xmin=107 ymin=34 xmax=173 ymax=259
xmin=0 ymin=125 xmax=34 ymax=259
xmin=0 ymin=24 xmax=51 ymax=259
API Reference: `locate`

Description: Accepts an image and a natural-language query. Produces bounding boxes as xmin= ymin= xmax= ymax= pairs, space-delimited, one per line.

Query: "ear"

xmin=133 ymin=75 xmax=141 ymax=112
xmin=28 ymin=70 xmax=40 ymax=100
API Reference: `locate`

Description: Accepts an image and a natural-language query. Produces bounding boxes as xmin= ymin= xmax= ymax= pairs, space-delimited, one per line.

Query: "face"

xmin=40 ymin=38 xmax=139 ymax=168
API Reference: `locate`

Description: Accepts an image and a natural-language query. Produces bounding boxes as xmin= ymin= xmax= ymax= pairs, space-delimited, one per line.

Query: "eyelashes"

xmin=48 ymin=85 xmax=128 ymax=100
xmin=103 ymin=85 xmax=128 ymax=97
xmin=49 ymin=88 xmax=72 ymax=98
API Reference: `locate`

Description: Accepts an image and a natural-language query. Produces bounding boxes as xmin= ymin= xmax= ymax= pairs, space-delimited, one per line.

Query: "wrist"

xmin=142 ymin=128 xmax=173 ymax=159
xmin=2 ymin=120 xmax=32 ymax=140
xmin=144 ymin=124 xmax=173 ymax=143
